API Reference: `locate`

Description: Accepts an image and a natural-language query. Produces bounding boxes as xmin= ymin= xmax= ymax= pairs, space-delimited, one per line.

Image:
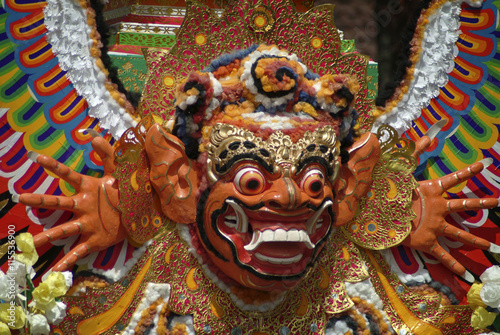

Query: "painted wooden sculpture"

xmin=1 ymin=0 xmax=500 ymax=334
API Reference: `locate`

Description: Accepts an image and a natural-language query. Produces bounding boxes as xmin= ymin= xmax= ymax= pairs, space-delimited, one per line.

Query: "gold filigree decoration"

xmin=377 ymin=124 xmax=417 ymax=173
xmin=329 ymin=229 xmax=370 ymax=282
xmin=249 ymin=6 xmax=275 ymax=32
xmin=364 ymin=250 xmax=476 ymax=335
xmin=139 ymin=0 xmax=374 ymax=133
xmin=59 ymin=226 xmax=475 ymax=334
xmin=341 ymin=125 xmax=418 ymax=250
xmin=206 ymin=123 xmax=340 ymax=182
xmin=60 ymin=225 xmax=358 ymax=334
xmin=130 ymin=5 xmax=225 ymax=17
xmin=158 ymin=229 xmax=354 ymax=333
xmin=114 ymin=150 xmax=170 ymax=245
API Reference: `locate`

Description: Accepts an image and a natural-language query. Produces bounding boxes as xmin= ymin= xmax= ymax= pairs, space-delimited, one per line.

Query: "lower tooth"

xmin=255 ymin=253 xmax=303 ymax=265
xmin=225 ymin=221 xmax=237 ymax=228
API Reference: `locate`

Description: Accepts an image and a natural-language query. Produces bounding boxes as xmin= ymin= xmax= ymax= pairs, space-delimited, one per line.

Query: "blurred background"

xmin=315 ymin=0 xmax=424 ymax=96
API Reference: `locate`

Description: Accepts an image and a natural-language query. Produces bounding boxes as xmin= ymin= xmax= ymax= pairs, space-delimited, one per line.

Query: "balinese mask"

xmin=198 ymin=123 xmax=340 ymax=290
xmin=163 ymin=45 xmax=371 ymax=291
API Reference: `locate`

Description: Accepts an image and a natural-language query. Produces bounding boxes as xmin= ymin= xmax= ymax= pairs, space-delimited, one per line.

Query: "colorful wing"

xmin=373 ymin=0 xmax=500 ymax=303
xmin=0 ymin=0 xmax=138 ymax=280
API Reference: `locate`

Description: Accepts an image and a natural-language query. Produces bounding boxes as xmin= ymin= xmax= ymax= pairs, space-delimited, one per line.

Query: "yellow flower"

xmin=44 ymin=272 xmax=68 ymax=297
xmin=0 ymin=322 xmax=10 ymax=335
xmin=14 ymin=233 xmax=38 ymax=266
xmin=32 ymin=282 xmax=55 ymax=310
xmin=467 ymin=283 xmax=487 ymax=309
xmin=15 ymin=233 xmax=34 ymax=253
xmin=0 ymin=304 xmax=11 ymax=324
xmin=471 ymin=306 xmax=497 ymax=329
xmin=0 ymin=304 xmax=25 ymax=330
xmin=13 ymin=252 xmax=38 ymax=267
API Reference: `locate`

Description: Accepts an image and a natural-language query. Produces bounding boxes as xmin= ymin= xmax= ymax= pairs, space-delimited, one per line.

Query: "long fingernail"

xmin=489 ymin=243 xmax=500 ymax=253
xmin=461 ymin=270 xmax=475 ymax=283
xmin=79 ymin=129 xmax=102 ymax=138
xmin=11 ymin=194 xmax=19 ymax=203
xmin=497 ymin=198 xmax=500 ymax=208
xmin=445 ymin=124 xmax=459 ymax=139
xmin=27 ymin=151 xmax=40 ymax=162
xmin=425 ymin=119 xmax=447 ymax=140
xmin=479 ymin=158 xmax=493 ymax=169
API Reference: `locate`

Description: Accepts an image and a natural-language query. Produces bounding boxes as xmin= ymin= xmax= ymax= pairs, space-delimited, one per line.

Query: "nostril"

xmin=268 ymin=201 xmax=282 ymax=209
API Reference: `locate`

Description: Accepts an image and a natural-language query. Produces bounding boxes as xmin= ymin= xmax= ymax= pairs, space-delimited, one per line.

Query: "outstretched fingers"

xmin=27 ymin=152 xmax=83 ymax=190
xmin=446 ymin=197 xmax=499 ymax=213
xmin=33 ymin=221 xmax=83 ymax=248
xmin=19 ymin=193 xmax=79 ymax=211
xmin=91 ymin=136 xmax=116 ymax=175
xmin=52 ymin=243 xmax=91 ymax=272
xmin=439 ymin=158 xmax=493 ymax=192
xmin=428 ymin=243 xmax=466 ymax=277
xmin=440 ymin=223 xmax=491 ymax=250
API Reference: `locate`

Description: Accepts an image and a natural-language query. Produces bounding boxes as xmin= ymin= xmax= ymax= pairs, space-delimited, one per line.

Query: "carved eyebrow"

xmin=215 ymin=153 xmax=274 ymax=175
xmin=296 ymin=156 xmax=331 ymax=176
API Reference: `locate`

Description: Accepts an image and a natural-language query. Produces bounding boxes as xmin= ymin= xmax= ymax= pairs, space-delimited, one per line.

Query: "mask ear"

xmin=145 ymin=124 xmax=198 ymax=224
xmin=334 ymin=133 xmax=380 ymax=226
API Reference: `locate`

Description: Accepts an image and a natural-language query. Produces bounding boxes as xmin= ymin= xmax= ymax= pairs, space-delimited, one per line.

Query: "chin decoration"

xmin=3 ymin=0 xmax=500 ymax=334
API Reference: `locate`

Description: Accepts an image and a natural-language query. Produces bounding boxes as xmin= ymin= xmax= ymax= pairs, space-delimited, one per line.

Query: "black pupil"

xmin=310 ymin=180 xmax=322 ymax=193
xmin=247 ymin=178 xmax=260 ymax=190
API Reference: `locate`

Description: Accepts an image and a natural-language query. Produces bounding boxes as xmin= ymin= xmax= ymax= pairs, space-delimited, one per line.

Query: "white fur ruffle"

xmin=43 ymin=0 xmax=135 ymax=139
xmin=372 ymin=1 xmax=463 ymax=134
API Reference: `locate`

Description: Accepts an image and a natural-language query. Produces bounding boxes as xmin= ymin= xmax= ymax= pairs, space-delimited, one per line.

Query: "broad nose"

xmin=263 ymin=178 xmax=308 ymax=210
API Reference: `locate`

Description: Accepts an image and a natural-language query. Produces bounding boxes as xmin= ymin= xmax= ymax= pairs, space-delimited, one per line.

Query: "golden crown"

xmin=206 ymin=123 xmax=340 ymax=184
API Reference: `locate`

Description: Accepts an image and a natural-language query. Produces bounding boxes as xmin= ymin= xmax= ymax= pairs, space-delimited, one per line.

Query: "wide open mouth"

xmin=215 ymin=198 xmax=333 ymax=276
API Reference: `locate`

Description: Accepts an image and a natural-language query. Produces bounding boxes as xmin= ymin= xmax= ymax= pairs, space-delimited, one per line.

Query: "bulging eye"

xmin=300 ymin=169 xmax=325 ymax=197
xmin=234 ymin=167 xmax=266 ymax=195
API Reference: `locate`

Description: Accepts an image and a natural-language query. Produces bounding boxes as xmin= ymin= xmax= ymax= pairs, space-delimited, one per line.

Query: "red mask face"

xmin=197 ymin=159 xmax=337 ymax=291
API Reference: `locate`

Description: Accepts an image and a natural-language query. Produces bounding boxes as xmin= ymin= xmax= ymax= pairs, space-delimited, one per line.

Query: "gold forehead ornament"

xmin=206 ymin=123 xmax=340 ymax=184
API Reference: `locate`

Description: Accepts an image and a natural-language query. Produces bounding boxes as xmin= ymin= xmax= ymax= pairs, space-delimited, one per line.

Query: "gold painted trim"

xmin=110 ymin=22 xmax=179 ymax=35
xmin=365 ymin=250 xmax=443 ymax=335
xmin=131 ymin=5 xmax=223 ymax=17
xmin=77 ymin=256 xmax=153 ymax=334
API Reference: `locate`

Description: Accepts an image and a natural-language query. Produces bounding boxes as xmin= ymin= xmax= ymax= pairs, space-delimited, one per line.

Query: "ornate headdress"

xmin=138 ymin=0 xmax=375 ymax=135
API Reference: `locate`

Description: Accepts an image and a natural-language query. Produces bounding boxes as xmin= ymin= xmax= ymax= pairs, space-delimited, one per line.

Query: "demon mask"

xmin=145 ymin=45 xmax=380 ymax=292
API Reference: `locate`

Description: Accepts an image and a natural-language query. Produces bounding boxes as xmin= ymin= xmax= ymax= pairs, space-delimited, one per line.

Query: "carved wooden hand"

xmin=18 ymin=137 xmax=126 ymax=271
xmin=403 ymin=135 xmax=499 ymax=280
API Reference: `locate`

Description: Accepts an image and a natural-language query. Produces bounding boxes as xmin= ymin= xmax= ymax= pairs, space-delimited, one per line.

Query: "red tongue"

xmin=253 ymin=241 xmax=304 ymax=258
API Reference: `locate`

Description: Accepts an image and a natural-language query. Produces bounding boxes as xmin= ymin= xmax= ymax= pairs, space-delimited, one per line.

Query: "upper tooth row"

xmin=244 ymin=229 xmax=314 ymax=251
xmin=224 ymin=199 xmax=332 ymax=236
xmin=264 ymin=228 xmax=308 ymax=243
